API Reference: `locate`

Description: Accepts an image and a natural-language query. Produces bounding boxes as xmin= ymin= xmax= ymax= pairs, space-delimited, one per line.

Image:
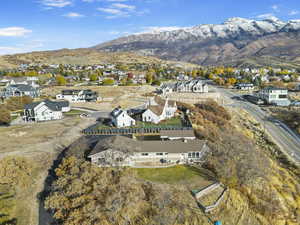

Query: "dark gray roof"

xmin=24 ymin=102 xmax=41 ymax=110
xmin=8 ymin=84 xmax=37 ymax=92
xmin=89 ymin=136 xmax=208 ymax=156
xmin=263 ymin=86 xmax=287 ymax=91
xmin=24 ymin=100 xmax=69 ymax=111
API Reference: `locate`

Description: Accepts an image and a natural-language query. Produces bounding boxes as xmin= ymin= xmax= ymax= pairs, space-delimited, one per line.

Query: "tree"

xmin=0 ymin=105 xmax=11 ymax=125
xmin=56 ymin=75 xmax=67 ymax=86
xmin=89 ymin=74 xmax=98 ymax=82
xmin=6 ymin=96 xmax=33 ymax=111
xmin=145 ymin=72 xmax=153 ymax=84
xmin=152 ymin=80 xmax=161 ymax=86
xmin=102 ymin=78 xmax=115 ymax=86
xmin=227 ymin=78 xmax=237 ymax=86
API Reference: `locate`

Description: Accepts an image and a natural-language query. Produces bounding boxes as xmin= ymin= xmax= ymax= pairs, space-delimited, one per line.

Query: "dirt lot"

xmin=42 ymin=85 xmax=156 ymax=111
xmin=0 ymin=117 xmax=96 ymax=225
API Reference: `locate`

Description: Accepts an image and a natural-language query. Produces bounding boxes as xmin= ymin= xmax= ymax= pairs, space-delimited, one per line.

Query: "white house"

xmin=256 ymin=87 xmax=290 ymax=106
xmin=88 ymin=136 xmax=210 ymax=167
xmin=159 ymin=79 xmax=208 ymax=95
xmin=1 ymin=84 xmax=40 ymax=99
xmin=235 ymin=83 xmax=254 ymax=90
xmin=56 ymin=89 xmax=98 ymax=103
xmin=23 ymin=100 xmax=70 ymax=122
xmin=110 ymin=107 xmax=136 ymax=128
xmin=142 ymin=96 xmax=177 ymax=124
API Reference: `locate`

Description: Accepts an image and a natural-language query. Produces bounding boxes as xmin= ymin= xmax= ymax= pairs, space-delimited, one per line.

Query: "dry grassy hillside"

xmin=0 ymin=48 xmax=197 ymax=69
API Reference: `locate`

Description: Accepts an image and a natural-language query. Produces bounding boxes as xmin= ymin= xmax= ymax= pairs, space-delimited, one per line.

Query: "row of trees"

xmin=0 ymin=96 xmax=33 ymax=125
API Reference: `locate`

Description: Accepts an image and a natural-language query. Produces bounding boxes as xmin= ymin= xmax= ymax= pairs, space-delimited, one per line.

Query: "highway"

xmin=215 ymin=86 xmax=300 ymax=165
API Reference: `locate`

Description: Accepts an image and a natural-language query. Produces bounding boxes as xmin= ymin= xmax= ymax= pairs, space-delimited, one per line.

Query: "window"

xmin=196 ymin=152 xmax=200 ymax=158
xmin=141 ymin=153 xmax=149 ymax=156
xmin=156 ymin=153 xmax=163 ymax=156
xmin=188 ymin=153 xmax=192 ymax=158
xmin=279 ymin=95 xmax=287 ymax=99
xmin=116 ymin=157 xmax=123 ymax=162
xmin=98 ymin=158 xmax=105 ymax=164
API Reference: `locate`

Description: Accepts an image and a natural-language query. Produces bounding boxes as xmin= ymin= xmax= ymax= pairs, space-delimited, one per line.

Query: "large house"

xmin=1 ymin=84 xmax=40 ymax=99
xmin=0 ymin=77 xmax=39 ymax=88
xmin=88 ymin=136 xmax=210 ymax=167
xmin=142 ymin=97 xmax=177 ymax=124
xmin=56 ymin=89 xmax=98 ymax=103
xmin=256 ymin=87 xmax=290 ymax=106
xmin=158 ymin=79 xmax=209 ymax=95
xmin=23 ymin=100 xmax=70 ymax=122
xmin=110 ymin=107 xmax=136 ymax=128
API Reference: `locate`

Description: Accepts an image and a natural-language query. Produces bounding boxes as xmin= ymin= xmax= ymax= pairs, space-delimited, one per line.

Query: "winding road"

xmin=215 ymin=86 xmax=300 ymax=165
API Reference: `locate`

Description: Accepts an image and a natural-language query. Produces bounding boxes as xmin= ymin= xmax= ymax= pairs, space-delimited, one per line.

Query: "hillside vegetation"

xmin=43 ymin=100 xmax=300 ymax=225
xmin=0 ymin=48 xmax=196 ymax=69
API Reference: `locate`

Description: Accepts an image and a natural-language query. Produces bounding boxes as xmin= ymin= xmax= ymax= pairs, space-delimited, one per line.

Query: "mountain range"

xmin=94 ymin=17 xmax=300 ymax=68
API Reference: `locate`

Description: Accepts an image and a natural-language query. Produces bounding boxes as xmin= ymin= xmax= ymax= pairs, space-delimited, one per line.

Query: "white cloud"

xmin=40 ymin=0 xmax=72 ymax=8
xmin=0 ymin=40 xmax=44 ymax=55
xmin=271 ymin=5 xmax=279 ymax=12
xmin=0 ymin=46 xmax=22 ymax=55
xmin=0 ymin=27 xmax=32 ymax=37
xmin=64 ymin=12 xmax=84 ymax=18
xmin=289 ymin=10 xmax=299 ymax=16
xmin=256 ymin=13 xmax=274 ymax=19
xmin=112 ymin=3 xmax=135 ymax=11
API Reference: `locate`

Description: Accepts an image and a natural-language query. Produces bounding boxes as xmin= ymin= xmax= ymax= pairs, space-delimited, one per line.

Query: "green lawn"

xmin=134 ymin=165 xmax=206 ymax=184
xmin=135 ymin=116 xmax=183 ymax=128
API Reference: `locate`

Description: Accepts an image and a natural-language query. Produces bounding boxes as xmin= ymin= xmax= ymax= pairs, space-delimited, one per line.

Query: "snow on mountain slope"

xmin=94 ymin=17 xmax=300 ymax=67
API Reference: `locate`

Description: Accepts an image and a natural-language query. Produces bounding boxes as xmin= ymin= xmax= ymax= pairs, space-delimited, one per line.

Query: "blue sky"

xmin=0 ymin=0 xmax=299 ymax=55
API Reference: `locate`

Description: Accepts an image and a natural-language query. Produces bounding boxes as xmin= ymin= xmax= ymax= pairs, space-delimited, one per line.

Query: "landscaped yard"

xmin=136 ymin=116 xmax=183 ymax=128
xmin=134 ymin=165 xmax=212 ymax=188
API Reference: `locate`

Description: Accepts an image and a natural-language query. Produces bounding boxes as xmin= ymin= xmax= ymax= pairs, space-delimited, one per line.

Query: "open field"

xmin=42 ymin=85 xmax=156 ymax=111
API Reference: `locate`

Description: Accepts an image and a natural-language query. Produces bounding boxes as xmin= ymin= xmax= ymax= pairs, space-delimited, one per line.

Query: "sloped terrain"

xmin=95 ymin=17 xmax=300 ymax=68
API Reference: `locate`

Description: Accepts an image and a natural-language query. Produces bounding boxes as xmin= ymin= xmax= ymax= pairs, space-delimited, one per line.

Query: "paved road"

xmin=214 ymin=86 xmax=300 ymax=165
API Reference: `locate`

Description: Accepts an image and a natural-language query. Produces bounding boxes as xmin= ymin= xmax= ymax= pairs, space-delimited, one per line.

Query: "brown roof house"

xmin=88 ymin=136 xmax=210 ymax=167
xmin=142 ymin=96 xmax=177 ymax=124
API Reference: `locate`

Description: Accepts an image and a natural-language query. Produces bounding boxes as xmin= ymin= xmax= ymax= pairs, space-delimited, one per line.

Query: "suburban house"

xmin=0 ymin=77 xmax=39 ymax=88
xmin=142 ymin=96 xmax=177 ymax=124
xmin=1 ymin=84 xmax=40 ymax=99
xmin=56 ymin=89 xmax=98 ymax=103
xmin=110 ymin=107 xmax=136 ymax=128
xmin=23 ymin=100 xmax=70 ymax=122
xmin=235 ymin=83 xmax=254 ymax=90
xmin=158 ymin=79 xmax=209 ymax=95
xmin=256 ymin=87 xmax=290 ymax=106
xmin=88 ymin=136 xmax=210 ymax=167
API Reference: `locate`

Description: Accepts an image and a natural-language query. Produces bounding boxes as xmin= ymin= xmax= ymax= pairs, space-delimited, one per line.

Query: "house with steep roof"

xmin=56 ymin=89 xmax=98 ymax=103
xmin=88 ymin=136 xmax=210 ymax=167
xmin=159 ymin=79 xmax=208 ymax=95
xmin=1 ymin=84 xmax=40 ymax=99
xmin=23 ymin=100 xmax=70 ymax=122
xmin=110 ymin=107 xmax=136 ymax=128
xmin=142 ymin=96 xmax=177 ymax=124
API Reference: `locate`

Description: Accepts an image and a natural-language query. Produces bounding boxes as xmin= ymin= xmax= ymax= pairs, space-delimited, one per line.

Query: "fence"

xmin=82 ymin=126 xmax=193 ymax=136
